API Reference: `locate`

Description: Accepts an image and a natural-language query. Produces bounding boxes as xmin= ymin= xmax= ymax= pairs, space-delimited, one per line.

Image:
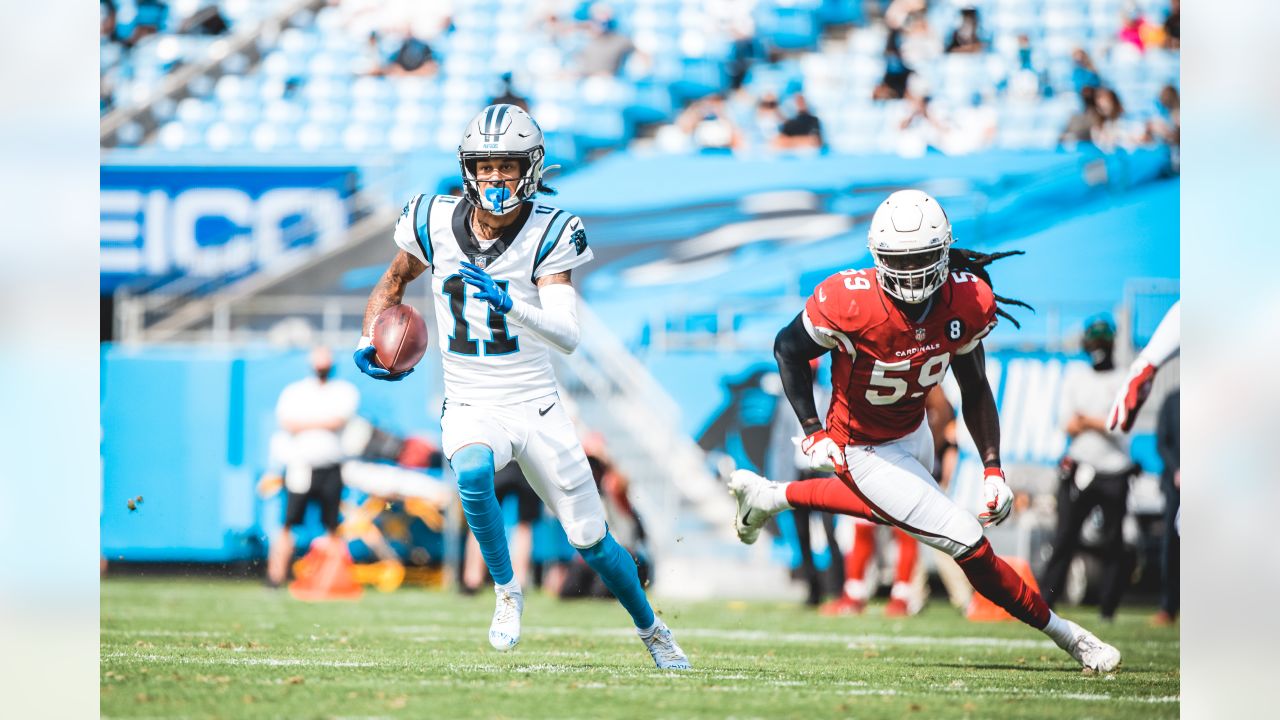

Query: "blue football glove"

xmin=353 ymin=345 xmax=414 ymax=381
xmin=459 ymin=261 xmax=513 ymax=313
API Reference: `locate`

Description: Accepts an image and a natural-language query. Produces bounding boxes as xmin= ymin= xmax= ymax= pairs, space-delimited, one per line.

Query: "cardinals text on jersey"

xmin=392 ymin=194 xmax=594 ymax=403
xmin=803 ymin=267 xmax=997 ymax=445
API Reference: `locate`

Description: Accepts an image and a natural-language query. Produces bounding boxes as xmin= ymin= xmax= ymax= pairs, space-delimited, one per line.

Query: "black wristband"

xmin=801 ymin=418 xmax=824 ymax=436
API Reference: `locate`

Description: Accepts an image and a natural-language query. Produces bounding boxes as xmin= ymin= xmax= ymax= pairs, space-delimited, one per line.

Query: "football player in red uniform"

xmin=729 ymin=189 xmax=1121 ymax=672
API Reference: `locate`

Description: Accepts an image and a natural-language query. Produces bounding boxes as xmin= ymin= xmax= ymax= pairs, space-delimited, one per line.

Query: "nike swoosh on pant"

xmin=538 ymin=402 xmax=556 ymax=416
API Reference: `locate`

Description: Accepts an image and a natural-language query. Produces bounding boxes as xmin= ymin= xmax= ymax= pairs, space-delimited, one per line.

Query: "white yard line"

xmin=114 ymin=624 xmax=1176 ymax=652
xmin=102 ymin=652 xmax=378 ymax=668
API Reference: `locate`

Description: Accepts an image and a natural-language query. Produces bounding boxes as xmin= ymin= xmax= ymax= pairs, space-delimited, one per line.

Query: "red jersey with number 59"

xmin=803 ymin=268 xmax=997 ymax=446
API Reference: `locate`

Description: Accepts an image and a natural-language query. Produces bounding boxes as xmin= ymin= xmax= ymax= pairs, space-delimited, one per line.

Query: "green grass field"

xmin=102 ymin=578 xmax=1179 ymax=719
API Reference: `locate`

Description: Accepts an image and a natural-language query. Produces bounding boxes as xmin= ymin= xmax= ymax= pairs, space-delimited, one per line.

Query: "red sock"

xmin=957 ymin=539 xmax=1050 ymax=629
xmin=846 ymin=521 xmax=877 ymax=582
xmin=893 ymin=530 xmax=918 ymax=585
xmin=785 ymin=477 xmax=878 ymax=521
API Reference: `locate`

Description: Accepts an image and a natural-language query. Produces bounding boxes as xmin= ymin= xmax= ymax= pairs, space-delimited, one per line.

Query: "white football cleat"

xmin=727 ymin=469 xmax=778 ymax=545
xmin=488 ymin=588 xmax=523 ymax=652
xmin=1061 ymin=620 xmax=1122 ymax=672
xmin=640 ymin=620 xmax=691 ymax=670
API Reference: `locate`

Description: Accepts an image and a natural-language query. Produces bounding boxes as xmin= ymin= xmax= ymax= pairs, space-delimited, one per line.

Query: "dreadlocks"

xmin=948 ymin=247 xmax=1034 ymax=329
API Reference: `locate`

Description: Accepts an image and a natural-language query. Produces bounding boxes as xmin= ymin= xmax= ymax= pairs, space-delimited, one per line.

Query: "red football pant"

xmin=957 ymin=539 xmax=1050 ymax=629
xmin=844 ymin=522 xmax=918 ymax=587
xmin=785 ymin=476 xmax=879 ymax=521
xmin=845 ymin=521 xmax=877 ymax=583
xmin=787 ymin=475 xmax=1048 ymax=629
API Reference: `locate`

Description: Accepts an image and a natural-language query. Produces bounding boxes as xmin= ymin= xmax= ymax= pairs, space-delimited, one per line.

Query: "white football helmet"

xmin=458 ymin=104 xmax=548 ymax=215
xmin=867 ymin=189 xmax=953 ymax=304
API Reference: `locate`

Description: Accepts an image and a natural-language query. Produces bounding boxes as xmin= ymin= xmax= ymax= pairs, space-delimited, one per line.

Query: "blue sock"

xmin=578 ymin=532 xmax=655 ymax=629
xmin=451 ymin=445 xmax=513 ymax=586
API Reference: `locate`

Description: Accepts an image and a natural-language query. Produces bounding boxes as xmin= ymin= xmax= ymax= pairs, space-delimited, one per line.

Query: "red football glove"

xmin=1107 ymin=360 xmax=1157 ymax=433
xmin=799 ymin=428 xmax=847 ymax=474
xmin=979 ymin=467 xmax=1013 ymax=527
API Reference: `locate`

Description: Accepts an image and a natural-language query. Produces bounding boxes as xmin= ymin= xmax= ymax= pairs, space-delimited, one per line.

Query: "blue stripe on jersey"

xmin=414 ymin=195 xmax=433 ymax=265
xmin=531 ymin=210 xmax=570 ymax=278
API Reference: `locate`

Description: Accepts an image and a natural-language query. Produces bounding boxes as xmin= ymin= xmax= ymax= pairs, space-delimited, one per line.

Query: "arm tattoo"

xmin=363 ymin=251 xmax=426 ymax=335
xmin=535 ymin=270 xmax=572 ymax=287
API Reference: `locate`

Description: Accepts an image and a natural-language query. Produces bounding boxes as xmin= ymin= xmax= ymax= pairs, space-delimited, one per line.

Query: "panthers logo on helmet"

xmin=571 ymin=227 xmax=588 ymax=255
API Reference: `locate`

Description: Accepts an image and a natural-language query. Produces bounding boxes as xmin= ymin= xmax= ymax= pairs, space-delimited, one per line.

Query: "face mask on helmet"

xmin=871 ymin=245 xmax=950 ymax=303
xmin=461 ymin=155 xmax=535 ymax=215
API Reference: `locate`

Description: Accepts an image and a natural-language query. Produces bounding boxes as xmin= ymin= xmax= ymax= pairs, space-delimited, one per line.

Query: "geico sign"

xmin=101 ymin=187 xmax=347 ymax=276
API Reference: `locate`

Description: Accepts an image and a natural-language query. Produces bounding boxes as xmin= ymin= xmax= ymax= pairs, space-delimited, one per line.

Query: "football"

xmin=371 ymin=303 xmax=428 ymax=374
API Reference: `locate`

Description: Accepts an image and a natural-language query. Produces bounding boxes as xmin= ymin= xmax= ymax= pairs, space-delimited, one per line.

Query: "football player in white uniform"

xmin=1108 ymin=300 xmax=1180 ymax=433
xmin=353 ymin=104 xmax=689 ymax=670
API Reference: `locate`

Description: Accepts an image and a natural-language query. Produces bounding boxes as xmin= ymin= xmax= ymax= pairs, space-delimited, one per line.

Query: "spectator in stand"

xmin=1070 ymin=48 xmax=1102 ymax=93
xmin=1060 ymin=86 xmax=1099 ymax=146
xmin=489 ymin=72 xmax=531 ymax=112
xmin=101 ymin=1 xmax=119 ymax=43
xmin=1152 ymin=389 xmax=1179 ymax=626
xmin=873 ymin=31 xmax=913 ymax=101
xmin=267 ymin=347 xmax=361 ymax=587
xmin=726 ymin=19 xmax=765 ymax=91
xmin=576 ymin=3 xmax=635 ymax=77
xmin=374 ymin=26 xmax=439 ymax=77
xmin=744 ymin=91 xmax=785 ymax=149
xmin=1117 ymin=5 xmax=1165 ymax=53
xmin=1008 ymin=34 xmax=1045 ymax=100
xmin=895 ymin=93 xmax=948 ymax=156
xmin=178 ymin=3 xmax=230 ymax=36
xmin=1164 ymin=0 xmax=1180 ymax=49
xmin=118 ymin=0 xmax=168 ymax=49
xmin=1090 ymin=87 xmax=1129 ymax=151
xmin=772 ymin=94 xmax=824 ymax=152
xmin=915 ymin=100 xmax=986 ymax=159
xmin=945 ymin=5 xmax=987 ymax=54
xmin=1145 ymin=85 xmax=1180 ymax=172
xmin=1145 ymin=85 xmax=1180 ymax=146
xmin=672 ymin=94 xmax=743 ymax=153
xmin=1038 ymin=317 xmax=1138 ymax=623
xmin=885 ymin=0 xmax=941 ymax=68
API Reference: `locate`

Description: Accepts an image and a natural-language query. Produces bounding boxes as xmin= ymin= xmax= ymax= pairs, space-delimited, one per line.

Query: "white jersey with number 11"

xmin=392 ymin=193 xmax=593 ymax=404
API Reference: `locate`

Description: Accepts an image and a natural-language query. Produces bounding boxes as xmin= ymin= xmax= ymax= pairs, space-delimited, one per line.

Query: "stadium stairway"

xmin=552 ymin=304 xmax=799 ymax=599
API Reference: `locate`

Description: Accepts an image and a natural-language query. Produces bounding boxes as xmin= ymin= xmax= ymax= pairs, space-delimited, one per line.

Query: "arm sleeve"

xmin=392 ymin=194 xmax=431 ymax=267
xmin=506 ymin=283 xmax=581 ymax=354
xmin=774 ymin=312 xmax=832 ymax=433
xmin=1138 ymin=300 xmax=1180 ymax=367
xmin=532 ymin=213 xmax=594 ymax=279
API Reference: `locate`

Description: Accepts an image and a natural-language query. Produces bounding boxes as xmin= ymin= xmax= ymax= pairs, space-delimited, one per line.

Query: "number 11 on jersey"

xmin=442 ymin=275 xmax=520 ymax=356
